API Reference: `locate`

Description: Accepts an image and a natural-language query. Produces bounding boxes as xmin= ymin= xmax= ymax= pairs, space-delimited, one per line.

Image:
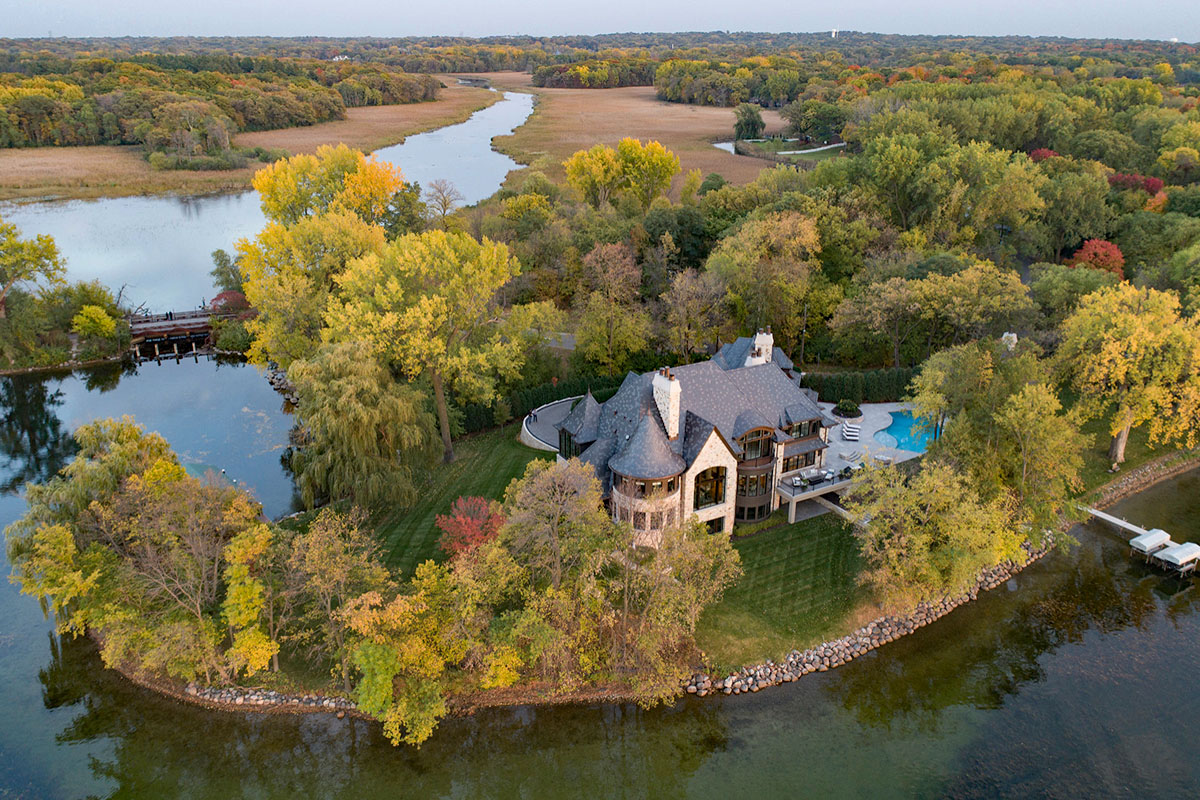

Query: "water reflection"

xmin=0 ymin=376 xmax=78 ymax=493
xmin=3 ymin=359 xmax=1198 ymax=797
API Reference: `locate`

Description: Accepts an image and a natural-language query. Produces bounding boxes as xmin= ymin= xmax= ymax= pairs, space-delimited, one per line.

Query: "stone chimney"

xmin=652 ymin=367 xmax=682 ymax=440
xmin=744 ymin=327 xmax=774 ymax=367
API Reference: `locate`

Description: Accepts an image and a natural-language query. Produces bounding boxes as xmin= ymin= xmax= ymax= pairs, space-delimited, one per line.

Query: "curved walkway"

xmin=521 ymin=396 xmax=579 ymax=451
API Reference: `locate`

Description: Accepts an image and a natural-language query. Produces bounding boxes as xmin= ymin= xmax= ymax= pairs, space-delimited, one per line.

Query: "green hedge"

xmin=458 ymin=374 xmax=626 ymax=435
xmin=801 ymin=367 xmax=915 ymax=404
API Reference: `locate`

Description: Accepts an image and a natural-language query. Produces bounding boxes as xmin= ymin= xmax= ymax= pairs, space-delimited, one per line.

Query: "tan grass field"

xmin=475 ymin=71 xmax=785 ymax=189
xmin=0 ymin=83 xmax=498 ymax=202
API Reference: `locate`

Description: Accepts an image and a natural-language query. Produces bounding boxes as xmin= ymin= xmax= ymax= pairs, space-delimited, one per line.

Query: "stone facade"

xmin=681 ymin=428 xmax=739 ymax=534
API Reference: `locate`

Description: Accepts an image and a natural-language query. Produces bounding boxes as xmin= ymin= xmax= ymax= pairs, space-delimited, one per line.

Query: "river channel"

xmin=0 ymin=86 xmax=1198 ymax=798
xmin=0 ymin=89 xmax=535 ymax=313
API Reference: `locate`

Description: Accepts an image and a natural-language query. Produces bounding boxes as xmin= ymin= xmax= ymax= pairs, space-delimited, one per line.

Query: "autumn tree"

xmin=325 ymin=229 xmax=558 ymax=462
xmin=500 ymin=459 xmax=616 ymax=592
xmin=661 ymin=268 xmax=723 ymax=358
xmin=617 ymin=138 xmax=682 ymax=212
xmin=1068 ymin=239 xmax=1126 ymax=279
xmin=238 ymin=145 xmax=397 ymax=367
xmin=288 ymin=508 xmax=392 ymax=692
xmin=1056 ymin=284 xmax=1200 ymax=464
xmin=436 ymin=496 xmax=506 ymax=557
xmin=0 ymin=215 xmax=65 ymax=319
xmin=563 ymin=143 xmax=624 ymax=209
xmin=288 ymin=342 xmax=438 ymax=509
xmin=605 ymin=517 xmax=741 ymax=702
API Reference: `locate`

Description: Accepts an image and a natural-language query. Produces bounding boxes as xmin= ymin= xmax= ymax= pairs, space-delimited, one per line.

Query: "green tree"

xmin=843 ymin=462 xmax=1021 ymax=609
xmin=575 ymin=291 xmax=652 ymax=376
xmin=288 ymin=342 xmax=438 ymax=509
xmin=70 ymin=304 xmax=116 ymax=341
xmin=733 ymin=103 xmax=765 ymax=140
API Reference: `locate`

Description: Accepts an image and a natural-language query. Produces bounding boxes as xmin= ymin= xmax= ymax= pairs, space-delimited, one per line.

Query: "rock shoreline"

xmin=684 ymin=542 xmax=1051 ymax=698
xmin=186 ymin=683 xmax=357 ymax=716
xmin=266 ymin=367 xmax=299 ymax=405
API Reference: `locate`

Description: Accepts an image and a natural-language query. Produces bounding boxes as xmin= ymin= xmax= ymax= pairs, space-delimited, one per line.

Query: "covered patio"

xmin=777 ymin=469 xmax=854 ymax=523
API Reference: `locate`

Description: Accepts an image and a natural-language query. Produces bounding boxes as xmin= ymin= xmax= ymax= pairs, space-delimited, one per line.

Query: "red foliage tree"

xmin=1108 ymin=172 xmax=1165 ymax=195
xmin=1068 ymin=239 xmax=1126 ymax=280
xmin=1029 ymin=148 xmax=1059 ymax=163
xmin=436 ymin=496 xmax=505 ymax=556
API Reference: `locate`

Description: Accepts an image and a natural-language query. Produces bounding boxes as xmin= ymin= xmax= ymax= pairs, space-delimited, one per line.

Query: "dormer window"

xmin=789 ymin=421 xmax=814 ymax=438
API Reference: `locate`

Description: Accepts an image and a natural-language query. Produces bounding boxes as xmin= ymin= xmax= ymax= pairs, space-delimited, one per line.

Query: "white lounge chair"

xmin=841 ymin=427 xmax=859 ymax=441
xmin=1130 ymin=529 xmax=1172 ymax=558
xmin=841 ymin=450 xmax=862 ymax=462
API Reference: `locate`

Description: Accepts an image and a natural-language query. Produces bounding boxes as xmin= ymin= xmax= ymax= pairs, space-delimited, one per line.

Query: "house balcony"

xmin=776 ymin=467 xmax=855 ymax=503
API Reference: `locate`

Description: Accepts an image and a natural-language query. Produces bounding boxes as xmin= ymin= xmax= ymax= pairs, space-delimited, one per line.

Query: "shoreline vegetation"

xmin=102 ymin=447 xmax=1199 ymax=718
xmin=0 ymin=82 xmax=499 ymax=203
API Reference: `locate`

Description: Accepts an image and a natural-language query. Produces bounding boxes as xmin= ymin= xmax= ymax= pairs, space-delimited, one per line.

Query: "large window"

xmin=738 ymin=428 xmax=773 ymax=461
xmin=737 ymin=472 xmax=769 ymax=497
xmin=782 ymin=451 xmax=817 ymax=474
xmin=735 ymin=502 xmax=772 ymax=522
xmin=558 ymin=429 xmax=580 ymax=459
xmin=694 ymin=466 xmax=727 ymax=509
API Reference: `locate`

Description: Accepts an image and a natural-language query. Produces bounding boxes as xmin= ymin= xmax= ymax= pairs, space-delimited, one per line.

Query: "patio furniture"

xmin=841 ymin=426 xmax=859 ymax=441
xmin=841 ymin=450 xmax=862 ymax=462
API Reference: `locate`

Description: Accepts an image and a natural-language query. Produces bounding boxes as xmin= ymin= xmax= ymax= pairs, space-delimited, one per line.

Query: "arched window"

xmin=694 ymin=466 xmax=727 ymax=509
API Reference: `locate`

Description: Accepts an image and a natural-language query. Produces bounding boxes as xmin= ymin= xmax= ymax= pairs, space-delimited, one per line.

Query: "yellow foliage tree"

xmin=1057 ymin=284 xmax=1200 ymax=464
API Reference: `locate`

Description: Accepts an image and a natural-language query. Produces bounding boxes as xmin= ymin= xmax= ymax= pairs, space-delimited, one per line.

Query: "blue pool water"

xmin=873 ymin=410 xmax=932 ymax=453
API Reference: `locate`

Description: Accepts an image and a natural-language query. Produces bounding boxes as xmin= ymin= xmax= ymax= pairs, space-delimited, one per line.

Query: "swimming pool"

xmin=873 ymin=410 xmax=932 ymax=453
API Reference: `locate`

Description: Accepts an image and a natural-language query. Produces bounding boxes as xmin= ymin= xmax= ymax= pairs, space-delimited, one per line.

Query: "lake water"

xmin=0 ymin=84 xmax=1197 ymax=798
xmin=0 ymin=90 xmax=534 ymax=313
xmin=0 ymin=360 xmax=1196 ymax=797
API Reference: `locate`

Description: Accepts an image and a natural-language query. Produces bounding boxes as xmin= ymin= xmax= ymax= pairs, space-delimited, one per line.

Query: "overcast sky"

xmin=2 ymin=0 xmax=1197 ymax=42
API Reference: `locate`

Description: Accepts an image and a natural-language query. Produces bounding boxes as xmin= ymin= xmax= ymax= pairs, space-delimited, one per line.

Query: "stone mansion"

xmin=555 ymin=330 xmax=838 ymax=541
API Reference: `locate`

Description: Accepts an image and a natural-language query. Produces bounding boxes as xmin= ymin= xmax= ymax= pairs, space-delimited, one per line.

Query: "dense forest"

xmin=0 ymin=54 xmax=438 ymax=167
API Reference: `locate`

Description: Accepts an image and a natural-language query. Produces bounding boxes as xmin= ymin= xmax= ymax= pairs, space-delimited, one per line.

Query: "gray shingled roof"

xmin=570 ymin=352 xmax=824 ymax=490
xmin=712 ymin=336 xmax=795 ymax=372
xmin=783 ymin=437 xmax=828 ymax=457
xmin=608 ymin=412 xmax=687 ymax=479
xmin=559 ymin=391 xmax=602 ymax=444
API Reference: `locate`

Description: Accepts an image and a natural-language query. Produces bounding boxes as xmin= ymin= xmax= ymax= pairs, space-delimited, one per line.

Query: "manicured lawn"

xmin=696 ymin=513 xmax=866 ymax=671
xmin=1076 ymin=410 xmax=1167 ymax=494
xmin=373 ymin=424 xmax=552 ymax=578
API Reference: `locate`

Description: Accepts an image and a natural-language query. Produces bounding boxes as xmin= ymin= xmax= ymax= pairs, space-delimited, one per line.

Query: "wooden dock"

xmin=127 ymin=309 xmax=237 ymax=360
xmin=1081 ymin=506 xmax=1149 ymax=537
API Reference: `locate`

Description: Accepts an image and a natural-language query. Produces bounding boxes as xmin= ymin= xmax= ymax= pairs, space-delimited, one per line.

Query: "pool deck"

xmin=819 ymin=402 xmax=925 ymax=467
